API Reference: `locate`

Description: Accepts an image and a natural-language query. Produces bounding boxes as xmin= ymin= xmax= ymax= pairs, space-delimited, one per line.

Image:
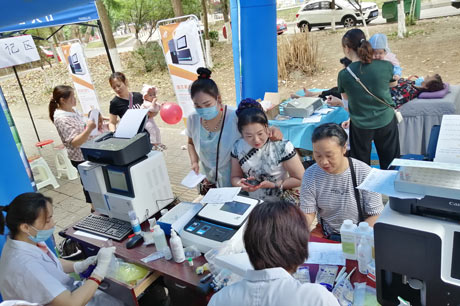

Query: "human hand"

xmin=191 ymin=162 xmax=200 ymax=174
xmin=86 ymin=119 xmax=96 ymax=131
xmin=268 ymin=126 xmax=283 ymax=141
xmin=73 ymin=256 xmax=97 ymax=274
xmin=326 ymin=95 xmax=344 ymax=107
xmin=393 ymin=75 xmax=400 ymax=81
xmin=238 ymin=178 xmax=259 ymax=192
xmin=92 ymin=247 xmax=116 ymax=279
xmin=341 ymin=119 xmax=350 ymax=130
xmin=255 ymin=180 xmax=276 ymax=190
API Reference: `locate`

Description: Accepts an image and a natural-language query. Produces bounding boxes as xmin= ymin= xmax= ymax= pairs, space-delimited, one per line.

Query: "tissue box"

xmin=262 ymin=92 xmax=281 ymax=120
xmin=157 ymin=202 xmax=202 ymax=235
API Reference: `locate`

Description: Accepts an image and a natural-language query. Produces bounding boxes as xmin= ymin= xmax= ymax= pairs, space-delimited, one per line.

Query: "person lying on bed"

xmin=390 ymin=74 xmax=444 ymax=108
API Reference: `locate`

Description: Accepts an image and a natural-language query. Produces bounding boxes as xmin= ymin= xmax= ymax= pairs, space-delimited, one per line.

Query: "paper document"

xmin=305 ymin=242 xmax=345 ymax=266
xmin=74 ymin=230 xmax=108 ymax=241
xmin=391 ymin=158 xmax=460 ymax=172
xmin=181 ymin=170 xmax=206 ymax=188
xmin=201 ymin=187 xmax=241 ymax=204
xmin=434 ymin=115 xmax=460 ymax=164
xmin=357 ymin=168 xmax=424 ymax=199
xmin=89 ymin=109 xmax=100 ymax=136
xmin=302 ymin=115 xmax=322 ymax=123
xmin=314 ymin=108 xmax=334 ymax=115
xmin=114 ymin=109 xmax=149 ymax=138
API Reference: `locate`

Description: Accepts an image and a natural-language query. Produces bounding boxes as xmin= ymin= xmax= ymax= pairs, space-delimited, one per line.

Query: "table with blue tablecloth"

xmin=269 ymin=106 xmax=349 ymax=151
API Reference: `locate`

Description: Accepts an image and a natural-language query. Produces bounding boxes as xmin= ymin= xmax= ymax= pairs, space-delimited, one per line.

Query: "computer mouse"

xmin=126 ymin=234 xmax=144 ymax=249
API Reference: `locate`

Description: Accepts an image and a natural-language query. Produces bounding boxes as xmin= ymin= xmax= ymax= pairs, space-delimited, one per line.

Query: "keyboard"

xmin=74 ymin=214 xmax=132 ymax=241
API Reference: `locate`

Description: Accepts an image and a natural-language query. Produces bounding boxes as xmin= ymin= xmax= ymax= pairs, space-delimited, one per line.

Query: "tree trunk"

xmin=171 ymin=0 xmax=184 ymax=17
xmin=96 ymin=0 xmax=123 ymax=71
xmin=397 ymin=0 xmax=407 ymax=38
xmin=331 ymin=0 xmax=336 ymax=31
xmin=201 ymin=0 xmax=209 ymax=39
xmin=222 ymin=0 xmax=232 ymax=43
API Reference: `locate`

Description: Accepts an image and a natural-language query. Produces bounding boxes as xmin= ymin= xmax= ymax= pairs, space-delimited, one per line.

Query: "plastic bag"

xmin=107 ymin=256 xmax=149 ymax=286
xmin=184 ymin=245 xmax=201 ymax=259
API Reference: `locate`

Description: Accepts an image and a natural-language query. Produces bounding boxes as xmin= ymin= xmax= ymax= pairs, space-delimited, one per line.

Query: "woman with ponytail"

xmin=48 ymin=85 xmax=95 ymax=203
xmin=186 ymin=68 xmax=282 ymax=193
xmin=338 ymin=29 xmax=400 ymax=170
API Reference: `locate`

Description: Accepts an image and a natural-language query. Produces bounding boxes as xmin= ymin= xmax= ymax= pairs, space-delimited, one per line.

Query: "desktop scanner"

xmin=180 ymin=196 xmax=260 ymax=254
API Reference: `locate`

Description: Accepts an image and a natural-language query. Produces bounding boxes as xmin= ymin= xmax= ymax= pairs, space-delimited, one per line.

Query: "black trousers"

xmin=70 ymin=160 xmax=92 ymax=203
xmin=350 ymin=116 xmax=400 ymax=170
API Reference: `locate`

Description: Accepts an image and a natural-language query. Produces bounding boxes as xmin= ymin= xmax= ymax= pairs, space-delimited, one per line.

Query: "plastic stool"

xmin=29 ymin=156 xmax=60 ymax=190
xmin=54 ymin=145 xmax=79 ymax=180
xmin=35 ymin=139 xmax=54 ymax=156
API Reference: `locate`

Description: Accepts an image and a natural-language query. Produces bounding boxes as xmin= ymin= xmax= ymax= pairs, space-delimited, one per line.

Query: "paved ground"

xmin=12 ymin=113 xmax=198 ymax=245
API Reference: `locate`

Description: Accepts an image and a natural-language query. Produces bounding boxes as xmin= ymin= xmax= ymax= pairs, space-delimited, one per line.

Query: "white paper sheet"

xmin=434 ymin=115 xmax=460 ymax=164
xmin=74 ymin=230 xmax=108 ymax=241
xmin=114 ymin=109 xmax=149 ymax=138
xmin=305 ymin=242 xmax=345 ymax=266
xmin=314 ymin=108 xmax=334 ymax=115
xmin=357 ymin=168 xmax=424 ymax=199
xmin=181 ymin=170 xmax=206 ymax=188
xmin=302 ymin=115 xmax=322 ymax=123
xmin=201 ymin=187 xmax=241 ymax=204
xmin=391 ymin=158 xmax=460 ymax=172
xmin=89 ymin=109 xmax=99 ymax=136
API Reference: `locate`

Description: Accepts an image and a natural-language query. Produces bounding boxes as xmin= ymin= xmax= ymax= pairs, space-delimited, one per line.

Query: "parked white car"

xmin=296 ymin=0 xmax=379 ymax=31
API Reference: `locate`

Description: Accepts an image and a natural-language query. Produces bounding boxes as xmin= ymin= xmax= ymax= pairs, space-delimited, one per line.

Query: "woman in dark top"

xmin=337 ymin=29 xmax=400 ymax=170
xmin=108 ymin=72 xmax=153 ymax=132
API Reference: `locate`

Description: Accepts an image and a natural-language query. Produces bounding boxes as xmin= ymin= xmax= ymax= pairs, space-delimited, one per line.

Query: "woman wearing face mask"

xmin=186 ymin=68 xmax=283 ymax=193
xmin=300 ymin=123 xmax=383 ymax=241
xmin=49 ymin=85 xmax=96 ymax=204
xmin=230 ymin=99 xmax=304 ymax=203
xmin=0 ymin=193 xmax=122 ymax=306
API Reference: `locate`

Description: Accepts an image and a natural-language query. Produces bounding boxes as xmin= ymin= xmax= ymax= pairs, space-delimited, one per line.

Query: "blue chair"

xmin=401 ymin=125 xmax=440 ymax=161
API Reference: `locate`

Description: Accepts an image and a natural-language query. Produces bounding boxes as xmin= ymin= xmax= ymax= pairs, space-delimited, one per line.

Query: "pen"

xmin=346 ymin=267 xmax=356 ymax=280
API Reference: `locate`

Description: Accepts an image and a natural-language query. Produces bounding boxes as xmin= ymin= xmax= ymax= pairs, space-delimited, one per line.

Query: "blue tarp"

xmin=0 ymin=1 xmax=98 ymax=33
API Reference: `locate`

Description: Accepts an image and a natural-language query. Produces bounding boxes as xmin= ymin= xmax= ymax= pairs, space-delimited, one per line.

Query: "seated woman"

xmin=0 ymin=193 xmax=122 ymax=306
xmin=231 ymin=99 xmax=304 ymax=203
xmin=208 ymin=200 xmax=339 ymax=306
xmin=300 ymin=123 xmax=383 ymax=241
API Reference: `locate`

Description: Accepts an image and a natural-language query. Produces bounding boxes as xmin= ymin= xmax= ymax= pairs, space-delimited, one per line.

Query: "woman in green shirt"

xmin=338 ymin=29 xmax=400 ymax=170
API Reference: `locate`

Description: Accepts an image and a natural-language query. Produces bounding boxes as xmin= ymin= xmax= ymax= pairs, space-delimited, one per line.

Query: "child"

xmin=141 ymin=85 xmax=166 ymax=151
xmin=369 ymin=33 xmax=402 ymax=81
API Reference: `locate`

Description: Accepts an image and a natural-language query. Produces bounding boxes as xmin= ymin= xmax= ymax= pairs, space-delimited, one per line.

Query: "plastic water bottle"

xmin=354 ymin=222 xmax=371 ymax=256
xmin=153 ymin=225 xmax=168 ymax=251
xmin=357 ymin=235 xmax=372 ymax=274
xmin=128 ymin=210 xmax=141 ymax=235
xmin=340 ymin=219 xmax=357 ymax=260
xmin=170 ymin=229 xmax=185 ymax=263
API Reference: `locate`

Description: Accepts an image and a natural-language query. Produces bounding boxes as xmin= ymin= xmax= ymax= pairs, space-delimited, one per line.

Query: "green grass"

xmin=277 ymin=7 xmax=300 ymax=22
xmin=86 ymin=36 xmax=130 ymax=48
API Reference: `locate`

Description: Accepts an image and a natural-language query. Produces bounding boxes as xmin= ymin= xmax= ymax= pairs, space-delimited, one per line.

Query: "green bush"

xmin=209 ymin=30 xmax=219 ymax=46
xmin=135 ymin=41 xmax=167 ymax=72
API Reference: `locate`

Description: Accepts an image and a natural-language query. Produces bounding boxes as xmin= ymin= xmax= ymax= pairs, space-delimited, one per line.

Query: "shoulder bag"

xmin=346 ymin=66 xmax=403 ymax=123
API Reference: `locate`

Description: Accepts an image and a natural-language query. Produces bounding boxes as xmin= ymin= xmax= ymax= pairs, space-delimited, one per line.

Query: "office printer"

xmin=78 ymin=110 xmax=174 ymax=224
xmin=374 ymin=162 xmax=460 ymax=305
xmin=283 ymin=97 xmax=323 ymax=118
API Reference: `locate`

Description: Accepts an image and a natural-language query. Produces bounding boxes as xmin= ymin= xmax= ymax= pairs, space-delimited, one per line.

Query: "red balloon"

xmin=160 ymin=102 xmax=183 ymax=125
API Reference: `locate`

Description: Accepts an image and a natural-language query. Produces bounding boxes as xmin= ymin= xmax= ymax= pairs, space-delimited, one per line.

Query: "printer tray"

xmin=81 ymin=132 xmax=151 ymax=166
xmin=389 ymin=196 xmax=460 ymax=222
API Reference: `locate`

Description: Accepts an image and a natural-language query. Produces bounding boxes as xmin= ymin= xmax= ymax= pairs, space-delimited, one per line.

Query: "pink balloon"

xmin=160 ymin=102 xmax=183 ymax=125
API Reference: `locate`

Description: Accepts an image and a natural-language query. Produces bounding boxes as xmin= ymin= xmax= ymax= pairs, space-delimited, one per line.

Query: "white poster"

xmin=0 ymin=35 xmax=40 ymax=68
xmin=61 ymin=42 xmax=100 ymax=114
xmin=159 ymin=18 xmax=206 ymax=118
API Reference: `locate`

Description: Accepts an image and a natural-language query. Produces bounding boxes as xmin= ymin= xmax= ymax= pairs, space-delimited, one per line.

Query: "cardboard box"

xmin=262 ymin=92 xmax=281 ymax=120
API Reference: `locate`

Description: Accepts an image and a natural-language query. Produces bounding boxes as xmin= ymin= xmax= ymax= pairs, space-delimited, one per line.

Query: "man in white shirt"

xmin=208 ymin=200 xmax=339 ymax=306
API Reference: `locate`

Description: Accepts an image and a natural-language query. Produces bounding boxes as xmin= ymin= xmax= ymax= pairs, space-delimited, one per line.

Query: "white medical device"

xmin=180 ymin=196 xmax=261 ymax=253
xmin=78 ymin=150 xmax=174 ymax=224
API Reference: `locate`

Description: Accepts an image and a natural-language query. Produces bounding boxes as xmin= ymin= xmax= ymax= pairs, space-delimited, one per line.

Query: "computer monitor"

xmin=177 ymin=35 xmax=187 ymax=49
xmin=102 ymin=165 xmax=135 ymax=198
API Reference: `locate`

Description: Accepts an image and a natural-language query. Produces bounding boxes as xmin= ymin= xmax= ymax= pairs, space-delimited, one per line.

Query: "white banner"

xmin=159 ymin=18 xmax=206 ymax=118
xmin=0 ymin=35 xmax=40 ymax=68
xmin=61 ymin=42 xmax=99 ymax=114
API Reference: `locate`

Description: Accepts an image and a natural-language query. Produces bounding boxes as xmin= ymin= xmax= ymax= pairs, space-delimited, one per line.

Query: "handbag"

xmin=198 ymin=106 xmax=227 ymax=195
xmin=346 ymin=67 xmax=403 ymax=124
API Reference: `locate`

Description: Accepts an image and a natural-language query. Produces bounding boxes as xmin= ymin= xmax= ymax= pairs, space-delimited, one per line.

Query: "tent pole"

xmin=97 ymin=20 xmax=115 ymax=73
xmin=13 ymin=66 xmax=40 ymax=142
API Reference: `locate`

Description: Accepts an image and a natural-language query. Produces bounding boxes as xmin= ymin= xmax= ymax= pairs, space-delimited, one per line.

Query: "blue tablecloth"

xmin=269 ymin=106 xmax=349 ymax=151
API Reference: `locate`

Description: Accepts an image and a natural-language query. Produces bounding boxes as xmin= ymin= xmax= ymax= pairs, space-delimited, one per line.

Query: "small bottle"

xmin=354 ymin=222 xmax=371 ymax=255
xmin=128 ymin=210 xmax=141 ymax=235
xmin=187 ymin=257 xmax=194 ymax=267
xmin=153 ymin=225 xmax=168 ymax=251
xmin=161 ymin=246 xmax=172 ymax=260
xmin=357 ymin=236 xmax=372 ymax=274
xmin=340 ymin=219 xmax=357 ymax=260
xmin=170 ymin=229 xmax=186 ymax=263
